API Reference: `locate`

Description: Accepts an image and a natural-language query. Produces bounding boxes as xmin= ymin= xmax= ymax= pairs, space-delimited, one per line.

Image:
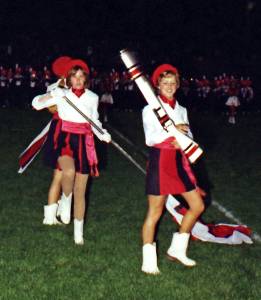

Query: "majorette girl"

xmin=32 ymin=59 xmax=111 ymax=245
xmin=141 ymin=64 xmax=205 ymax=274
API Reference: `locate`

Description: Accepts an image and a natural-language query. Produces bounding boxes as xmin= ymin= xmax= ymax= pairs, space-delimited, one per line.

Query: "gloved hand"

xmin=101 ymin=132 xmax=111 ymax=143
xmin=50 ymin=87 xmax=66 ymax=98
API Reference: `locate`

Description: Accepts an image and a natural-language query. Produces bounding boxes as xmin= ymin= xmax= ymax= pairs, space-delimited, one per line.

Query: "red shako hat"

xmin=151 ymin=64 xmax=179 ymax=87
xmin=52 ymin=56 xmax=72 ymax=77
xmin=64 ymin=59 xmax=90 ymax=76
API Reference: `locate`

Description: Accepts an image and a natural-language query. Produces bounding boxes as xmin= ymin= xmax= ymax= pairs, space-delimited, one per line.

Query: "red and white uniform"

xmin=32 ymin=88 xmax=110 ymax=175
xmin=142 ymin=96 xmax=196 ymax=195
xmin=226 ymin=87 xmax=240 ymax=107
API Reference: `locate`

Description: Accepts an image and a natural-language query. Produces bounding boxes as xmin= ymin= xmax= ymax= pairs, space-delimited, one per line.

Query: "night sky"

xmin=0 ymin=0 xmax=260 ymax=76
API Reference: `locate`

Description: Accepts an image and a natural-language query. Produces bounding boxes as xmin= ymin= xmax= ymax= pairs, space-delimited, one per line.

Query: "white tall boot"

xmin=74 ymin=219 xmax=84 ymax=245
xmin=43 ymin=203 xmax=61 ymax=225
xmin=141 ymin=243 xmax=160 ymax=274
xmin=167 ymin=232 xmax=196 ymax=267
xmin=58 ymin=193 xmax=72 ymax=224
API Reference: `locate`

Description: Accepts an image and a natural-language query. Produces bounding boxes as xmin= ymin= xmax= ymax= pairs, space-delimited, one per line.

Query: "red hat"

xmin=151 ymin=64 xmax=179 ymax=87
xmin=64 ymin=59 xmax=90 ymax=76
xmin=52 ymin=56 xmax=72 ymax=77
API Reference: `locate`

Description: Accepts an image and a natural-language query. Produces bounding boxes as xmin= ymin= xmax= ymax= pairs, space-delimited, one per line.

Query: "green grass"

xmin=0 ymin=108 xmax=260 ymax=300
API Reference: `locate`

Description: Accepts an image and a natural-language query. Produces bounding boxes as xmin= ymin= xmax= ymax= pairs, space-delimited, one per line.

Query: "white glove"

xmin=101 ymin=132 xmax=111 ymax=143
xmin=50 ymin=87 xmax=66 ymax=98
xmin=47 ymin=81 xmax=59 ymax=92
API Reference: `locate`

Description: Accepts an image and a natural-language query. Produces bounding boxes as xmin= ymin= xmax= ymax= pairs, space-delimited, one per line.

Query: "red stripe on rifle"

xmin=186 ymin=144 xmax=198 ymax=158
xmin=129 ymin=67 xmax=142 ymax=79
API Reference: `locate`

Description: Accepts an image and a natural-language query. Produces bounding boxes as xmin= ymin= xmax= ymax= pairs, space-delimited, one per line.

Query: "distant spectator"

xmin=99 ymin=90 xmax=114 ymax=122
xmin=225 ymin=83 xmax=240 ymax=124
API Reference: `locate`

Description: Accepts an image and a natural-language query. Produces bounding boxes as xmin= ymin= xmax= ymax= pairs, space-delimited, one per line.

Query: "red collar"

xmin=159 ymin=94 xmax=176 ymax=108
xmin=72 ymin=88 xmax=85 ymax=98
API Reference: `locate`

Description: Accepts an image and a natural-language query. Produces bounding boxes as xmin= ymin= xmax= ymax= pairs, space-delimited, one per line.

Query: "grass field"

xmin=0 ymin=108 xmax=260 ymax=300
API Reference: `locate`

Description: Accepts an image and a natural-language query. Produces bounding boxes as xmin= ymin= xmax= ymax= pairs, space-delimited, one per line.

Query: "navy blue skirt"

xmin=146 ymin=147 xmax=196 ymax=195
xmin=43 ymin=119 xmax=91 ymax=174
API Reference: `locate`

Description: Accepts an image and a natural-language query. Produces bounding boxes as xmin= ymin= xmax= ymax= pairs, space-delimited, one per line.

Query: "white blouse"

xmin=32 ymin=88 xmax=107 ymax=141
xmin=142 ymin=101 xmax=193 ymax=147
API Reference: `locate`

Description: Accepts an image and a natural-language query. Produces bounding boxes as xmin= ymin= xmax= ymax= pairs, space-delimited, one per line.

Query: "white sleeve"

xmin=32 ymin=93 xmax=59 ymax=110
xmin=142 ymin=107 xmax=173 ymax=146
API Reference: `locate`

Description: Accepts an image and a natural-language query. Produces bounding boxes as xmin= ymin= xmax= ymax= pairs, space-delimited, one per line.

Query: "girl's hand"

xmin=47 ymin=105 xmax=58 ymax=114
xmin=50 ymin=87 xmax=66 ymax=98
xmin=101 ymin=132 xmax=111 ymax=143
xmin=176 ymin=124 xmax=189 ymax=135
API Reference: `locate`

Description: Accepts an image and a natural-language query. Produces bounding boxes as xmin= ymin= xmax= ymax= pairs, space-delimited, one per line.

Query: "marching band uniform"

xmin=225 ymin=85 xmax=240 ymax=124
xmin=141 ymin=64 xmax=204 ymax=274
xmin=32 ymin=61 xmax=111 ymax=244
xmin=142 ymin=97 xmax=198 ymax=272
xmin=32 ymin=87 xmax=111 ymax=174
xmin=20 ymin=57 xmax=72 ymax=226
xmin=143 ymin=96 xmax=196 ymax=196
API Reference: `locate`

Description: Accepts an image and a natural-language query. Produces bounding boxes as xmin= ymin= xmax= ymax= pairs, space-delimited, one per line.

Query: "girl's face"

xmin=158 ymin=74 xmax=178 ymax=99
xmin=70 ymin=69 xmax=86 ymax=89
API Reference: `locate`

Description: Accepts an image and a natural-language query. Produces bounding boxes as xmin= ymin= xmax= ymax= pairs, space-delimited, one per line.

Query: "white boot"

xmin=43 ymin=203 xmax=61 ymax=225
xmin=141 ymin=243 xmax=160 ymax=274
xmin=74 ymin=219 xmax=84 ymax=245
xmin=59 ymin=193 xmax=72 ymax=224
xmin=167 ymin=232 xmax=196 ymax=267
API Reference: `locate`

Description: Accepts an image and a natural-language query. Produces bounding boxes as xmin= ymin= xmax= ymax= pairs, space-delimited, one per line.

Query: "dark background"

xmin=0 ymin=0 xmax=260 ymax=78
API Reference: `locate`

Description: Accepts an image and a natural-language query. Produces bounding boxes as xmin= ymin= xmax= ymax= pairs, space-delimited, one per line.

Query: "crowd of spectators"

xmin=178 ymin=74 xmax=254 ymax=113
xmin=0 ymin=61 xmax=256 ymax=114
